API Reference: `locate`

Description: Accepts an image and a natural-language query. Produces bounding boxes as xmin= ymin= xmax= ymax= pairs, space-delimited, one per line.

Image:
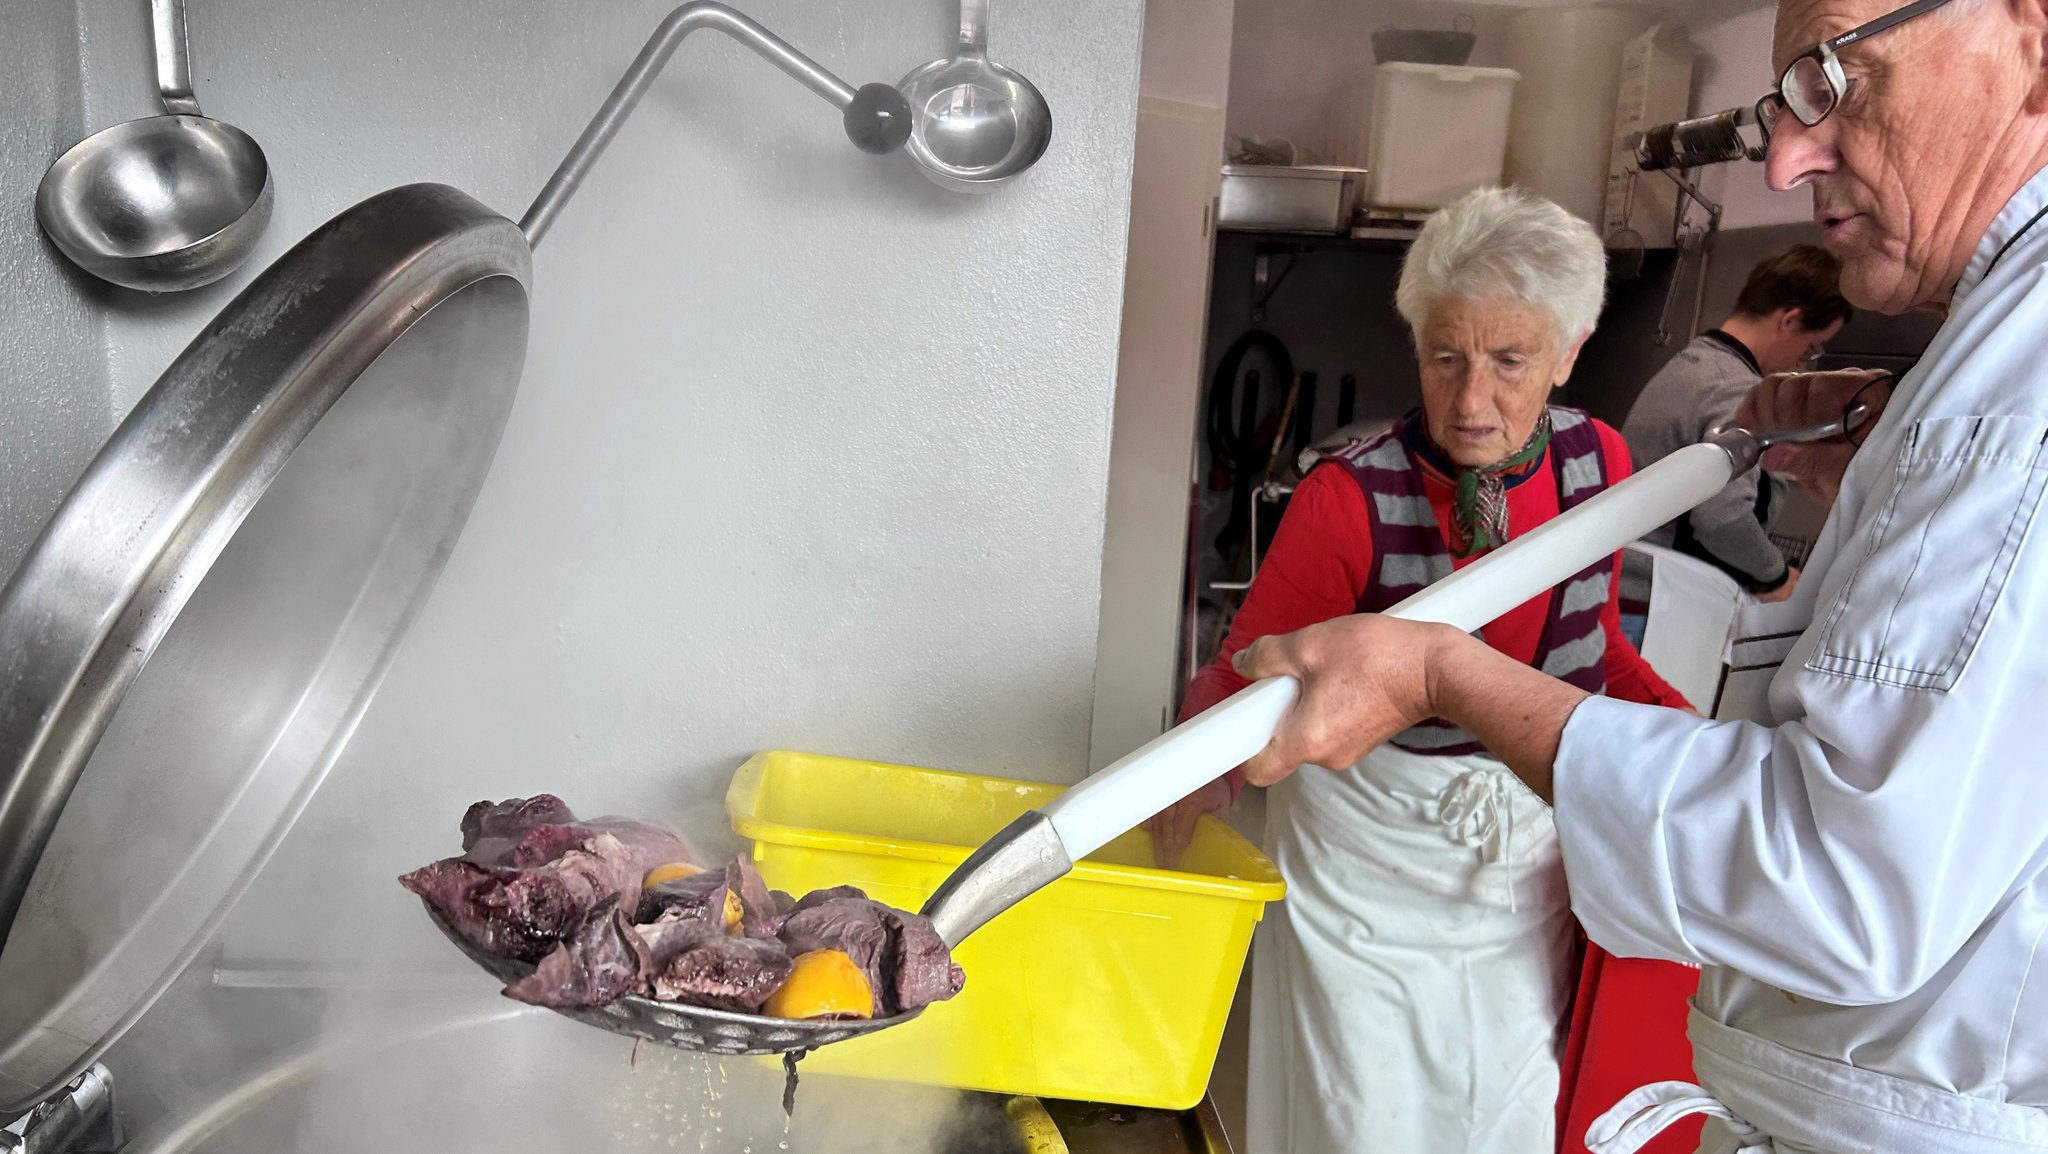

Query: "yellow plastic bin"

xmin=725 ymin=750 xmax=1285 ymax=1111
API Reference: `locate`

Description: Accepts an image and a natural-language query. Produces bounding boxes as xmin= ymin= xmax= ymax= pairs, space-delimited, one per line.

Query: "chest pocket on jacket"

xmin=1809 ymin=415 xmax=2048 ymax=690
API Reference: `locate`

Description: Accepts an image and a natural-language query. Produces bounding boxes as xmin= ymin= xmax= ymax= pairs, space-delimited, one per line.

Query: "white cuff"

xmin=1553 ymin=695 xmax=1705 ymax=964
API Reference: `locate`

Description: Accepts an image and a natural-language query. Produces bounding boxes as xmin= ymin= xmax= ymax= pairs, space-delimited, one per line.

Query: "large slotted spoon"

xmin=443 ymin=404 xmax=1867 ymax=1056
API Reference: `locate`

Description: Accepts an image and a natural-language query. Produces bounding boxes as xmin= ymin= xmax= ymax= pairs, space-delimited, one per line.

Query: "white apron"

xmin=1588 ymin=1007 xmax=2048 ymax=1154
xmin=1583 ymin=633 xmax=2048 ymax=1154
xmin=1246 ymin=742 xmax=1575 ymax=1154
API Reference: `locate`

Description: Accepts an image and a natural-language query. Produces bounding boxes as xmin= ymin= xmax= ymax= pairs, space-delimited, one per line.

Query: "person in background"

xmin=1146 ymin=187 xmax=1693 ymax=1154
xmin=1623 ymin=246 xmax=1852 ymax=604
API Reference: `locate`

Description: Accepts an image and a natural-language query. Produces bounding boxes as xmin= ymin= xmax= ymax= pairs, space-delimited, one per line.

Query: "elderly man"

xmin=1224 ymin=0 xmax=2048 ymax=1148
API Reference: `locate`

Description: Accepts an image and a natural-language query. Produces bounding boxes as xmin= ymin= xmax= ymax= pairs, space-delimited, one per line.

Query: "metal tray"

xmin=1217 ymin=165 xmax=1367 ymax=233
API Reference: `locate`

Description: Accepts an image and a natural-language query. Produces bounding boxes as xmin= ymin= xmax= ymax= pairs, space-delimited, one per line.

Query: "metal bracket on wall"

xmin=1 ymin=1066 xmax=121 ymax=1154
xmin=1250 ymin=252 xmax=1299 ymax=325
xmin=1209 ymin=481 xmax=1294 ymax=591
xmin=1653 ymin=166 xmax=1724 ymax=346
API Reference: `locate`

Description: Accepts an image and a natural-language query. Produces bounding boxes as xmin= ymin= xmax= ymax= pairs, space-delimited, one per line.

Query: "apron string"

xmin=1585 ymin=1080 xmax=1771 ymax=1154
xmin=1437 ymin=767 xmax=1520 ymax=912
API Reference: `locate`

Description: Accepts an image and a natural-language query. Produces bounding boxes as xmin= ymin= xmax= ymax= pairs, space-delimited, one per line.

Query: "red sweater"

xmin=1182 ymin=419 xmax=1690 ymax=773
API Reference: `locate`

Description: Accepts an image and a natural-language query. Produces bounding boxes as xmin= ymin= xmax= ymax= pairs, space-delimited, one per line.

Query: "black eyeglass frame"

xmin=1754 ymin=0 xmax=1957 ymax=141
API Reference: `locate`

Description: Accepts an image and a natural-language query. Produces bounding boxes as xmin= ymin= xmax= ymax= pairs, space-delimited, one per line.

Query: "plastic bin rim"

xmin=725 ymin=750 xmax=1287 ymax=902
xmin=1374 ymin=61 xmax=1521 ymax=80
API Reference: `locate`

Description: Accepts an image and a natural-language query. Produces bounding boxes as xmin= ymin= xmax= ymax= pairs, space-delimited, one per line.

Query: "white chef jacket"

xmin=1555 ymin=165 xmax=2048 ymax=1148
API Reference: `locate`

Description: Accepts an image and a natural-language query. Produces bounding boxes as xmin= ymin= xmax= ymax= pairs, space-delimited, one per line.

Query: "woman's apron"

xmin=1245 ymin=410 xmax=1615 ymax=1153
xmin=1246 ymin=742 xmax=1575 ymax=1153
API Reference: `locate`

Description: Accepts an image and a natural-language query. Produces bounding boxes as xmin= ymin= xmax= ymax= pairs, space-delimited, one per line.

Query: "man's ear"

xmin=2010 ymin=0 xmax=2048 ymax=114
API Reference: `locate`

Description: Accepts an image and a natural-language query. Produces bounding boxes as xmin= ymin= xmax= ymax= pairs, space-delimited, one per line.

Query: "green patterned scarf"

xmin=1448 ymin=412 xmax=1553 ymax=558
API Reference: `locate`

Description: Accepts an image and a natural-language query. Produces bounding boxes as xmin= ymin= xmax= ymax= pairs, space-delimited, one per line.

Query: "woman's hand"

xmin=1144 ymin=777 xmax=1234 ymax=869
xmin=1230 ymin=615 xmax=1452 ymax=787
xmin=1754 ymin=565 xmax=1801 ymax=604
xmin=1734 ymin=369 xmax=1895 ymax=503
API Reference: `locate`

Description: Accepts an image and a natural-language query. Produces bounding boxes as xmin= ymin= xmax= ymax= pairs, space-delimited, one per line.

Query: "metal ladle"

xmin=35 ymin=0 xmax=274 ymax=292
xmin=897 ymin=0 xmax=1052 ymax=192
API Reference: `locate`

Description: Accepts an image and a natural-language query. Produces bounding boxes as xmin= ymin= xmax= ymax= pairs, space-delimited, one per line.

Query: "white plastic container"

xmin=1365 ymin=63 xmax=1519 ymax=210
xmin=1504 ymin=6 xmax=1650 ymax=225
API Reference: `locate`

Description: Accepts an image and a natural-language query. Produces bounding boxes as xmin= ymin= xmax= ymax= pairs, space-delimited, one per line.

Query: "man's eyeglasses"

xmin=1755 ymin=0 xmax=1956 ymax=142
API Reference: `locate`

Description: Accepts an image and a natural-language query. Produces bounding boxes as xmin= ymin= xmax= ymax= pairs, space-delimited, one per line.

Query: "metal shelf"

xmin=1216 ymin=226 xmax=1418 ymax=249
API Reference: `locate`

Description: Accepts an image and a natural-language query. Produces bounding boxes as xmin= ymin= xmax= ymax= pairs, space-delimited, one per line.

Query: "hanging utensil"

xmin=896 ymin=0 xmax=1053 ymax=192
xmin=36 ymin=0 xmax=274 ymax=292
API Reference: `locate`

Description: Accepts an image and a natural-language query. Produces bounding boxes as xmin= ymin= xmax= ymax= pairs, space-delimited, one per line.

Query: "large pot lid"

xmin=0 ymin=182 xmax=531 ymax=1110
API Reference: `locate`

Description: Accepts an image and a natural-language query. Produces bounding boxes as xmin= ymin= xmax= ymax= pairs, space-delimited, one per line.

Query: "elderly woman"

xmin=1149 ymin=187 xmax=1692 ymax=1152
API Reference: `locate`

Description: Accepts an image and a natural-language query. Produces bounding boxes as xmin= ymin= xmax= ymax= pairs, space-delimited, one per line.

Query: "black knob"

xmin=844 ymin=83 xmax=913 ymax=155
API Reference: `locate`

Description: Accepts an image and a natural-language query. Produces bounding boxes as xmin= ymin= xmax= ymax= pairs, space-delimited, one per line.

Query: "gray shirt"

xmin=1622 ymin=333 xmax=1790 ymax=592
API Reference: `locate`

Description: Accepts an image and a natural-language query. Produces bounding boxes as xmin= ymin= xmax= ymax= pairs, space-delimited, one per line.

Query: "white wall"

xmin=1090 ymin=0 xmax=1234 ymax=772
xmin=1140 ymin=0 xmax=1239 ymax=107
xmin=1224 ymin=0 xmax=1519 ymax=160
xmin=3 ymin=0 xmax=1146 ymax=1125
xmin=1689 ymin=3 xmax=1813 ymax=228
xmin=0 ymin=0 xmax=109 ymax=582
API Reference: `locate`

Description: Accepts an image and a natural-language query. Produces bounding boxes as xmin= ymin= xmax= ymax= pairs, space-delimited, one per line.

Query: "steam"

xmin=95 ymin=283 xmax=1018 ymax=1151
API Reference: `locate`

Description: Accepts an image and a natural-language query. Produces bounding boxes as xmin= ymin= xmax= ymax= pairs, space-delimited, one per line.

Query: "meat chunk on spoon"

xmin=399 ymin=794 xmax=689 ymax=963
xmin=777 ymin=893 xmax=966 ymax=1015
xmin=503 ymin=898 xmax=653 ymax=1008
xmin=404 ymin=797 xmax=963 ymax=1021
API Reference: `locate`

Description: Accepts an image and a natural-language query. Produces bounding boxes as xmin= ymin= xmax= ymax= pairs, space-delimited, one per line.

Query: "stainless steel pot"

xmin=109 ymin=1004 xmax=1232 ymax=1153
xmin=0 ymin=0 xmax=924 ymax=1117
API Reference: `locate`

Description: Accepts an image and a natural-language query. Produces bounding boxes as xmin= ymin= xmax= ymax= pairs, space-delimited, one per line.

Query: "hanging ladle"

xmin=36 ymin=0 xmax=274 ymax=292
xmin=896 ymin=0 xmax=1053 ymax=192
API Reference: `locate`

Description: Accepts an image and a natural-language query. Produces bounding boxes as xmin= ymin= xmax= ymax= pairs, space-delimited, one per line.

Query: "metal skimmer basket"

xmin=424 ymin=907 xmax=921 ymax=1057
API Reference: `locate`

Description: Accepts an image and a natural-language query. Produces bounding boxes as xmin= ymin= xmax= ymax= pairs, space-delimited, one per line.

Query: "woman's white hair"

xmin=1394 ymin=186 xmax=1608 ymax=347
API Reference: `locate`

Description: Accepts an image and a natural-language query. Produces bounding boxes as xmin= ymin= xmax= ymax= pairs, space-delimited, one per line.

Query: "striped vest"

xmin=1317 ymin=406 xmax=1612 ymax=758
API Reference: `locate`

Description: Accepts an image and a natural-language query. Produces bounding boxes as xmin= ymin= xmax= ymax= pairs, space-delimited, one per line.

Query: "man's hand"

xmin=1232 ymin=613 xmax=1592 ymax=802
xmin=1229 ymin=615 xmax=1452 ymax=787
xmin=1143 ymin=777 xmax=1232 ymax=869
xmin=1755 ymin=565 xmax=1801 ymax=604
xmin=1733 ymin=369 xmax=1895 ymax=503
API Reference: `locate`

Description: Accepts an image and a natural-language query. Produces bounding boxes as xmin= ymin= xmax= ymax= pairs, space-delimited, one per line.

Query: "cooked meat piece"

xmin=400 ymin=858 xmax=590 ymax=963
xmin=579 ymin=817 xmax=699 ymax=878
xmin=503 ymin=898 xmax=654 ymax=1009
xmin=785 ymin=885 xmax=869 ymax=915
xmin=634 ymin=912 xmax=724 ymax=968
xmin=651 ymin=935 xmax=794 ymax=1012
xmin=777 ymin=897 xmax=965 ymax=1015
xmin=401 ymin=796 xmax=689 ymax=963
xmin=890 ymin=908 xmax=966 ymax=1012
xmin=638 ymin=857 xmax=780 ymax=936
xmin=414 ymin=799 xmax=963 ymax=1020
xmin=460 ymin=795 xmax=576 ymax=851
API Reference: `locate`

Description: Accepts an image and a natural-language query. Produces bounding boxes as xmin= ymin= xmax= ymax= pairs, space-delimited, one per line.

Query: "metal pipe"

xmin=520 ymin=1 xmax=859 ymax=246
xmin=151 ymin=0 xmax=201 ymax=117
